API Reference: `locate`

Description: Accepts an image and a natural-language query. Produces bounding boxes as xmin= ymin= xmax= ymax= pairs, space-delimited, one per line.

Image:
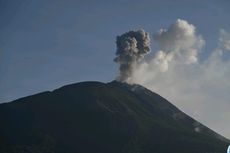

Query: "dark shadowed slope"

xmin=0 ymin=81 xmax=229 ymax=153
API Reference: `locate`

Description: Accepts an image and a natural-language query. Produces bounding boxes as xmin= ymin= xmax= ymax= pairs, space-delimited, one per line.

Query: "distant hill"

xmin=0 ymin=81 xmax=229 ymax=153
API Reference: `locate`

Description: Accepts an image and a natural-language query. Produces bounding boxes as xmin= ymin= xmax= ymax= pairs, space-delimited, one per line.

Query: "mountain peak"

xmin=108 ymin=80 xmax=147 ymax=91
xmin=0 ymin=81 xmax=229 ymax=153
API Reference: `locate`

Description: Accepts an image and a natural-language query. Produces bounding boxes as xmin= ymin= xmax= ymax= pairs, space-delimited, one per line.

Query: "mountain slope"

xmin=0 ymin=81 xmax=229 ymax=153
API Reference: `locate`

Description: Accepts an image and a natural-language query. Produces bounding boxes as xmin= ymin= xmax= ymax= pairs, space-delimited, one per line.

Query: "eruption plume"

xmin=114 ymin=29 xmax=150 ymax=83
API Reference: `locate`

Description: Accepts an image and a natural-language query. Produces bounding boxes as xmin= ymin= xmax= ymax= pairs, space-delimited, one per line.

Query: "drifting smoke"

xmin=114 ymin=19 xmax=230 ymax=138
xmin=153 ymin=19 xmax=205 ymax=72
xmin=219 ymin=29 xmax=230 ymax=51
xmin=114 ymin=29 xmax=150 ymax=83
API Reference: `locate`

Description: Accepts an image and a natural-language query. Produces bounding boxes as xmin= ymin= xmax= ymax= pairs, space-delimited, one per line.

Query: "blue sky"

xmin=1 ymin=0 xmax=230 ymax=139
xmin=0 ymin=0 xmax=230 ymax=102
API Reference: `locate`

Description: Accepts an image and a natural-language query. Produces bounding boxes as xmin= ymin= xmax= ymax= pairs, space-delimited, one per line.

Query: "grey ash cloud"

xmin=114 ymin=29 xmax=150 ymax=83
xmin=113 ymin=19 xmax=230 ymax=138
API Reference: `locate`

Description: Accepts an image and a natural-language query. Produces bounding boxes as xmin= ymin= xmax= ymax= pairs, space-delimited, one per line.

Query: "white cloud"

xmin=153 ymin=19 xmax=205 ymax=69
xmin=219 ymin=29 xmax=230 ymax=51
xmin=131 ymin=19 xmax=230 ymax=139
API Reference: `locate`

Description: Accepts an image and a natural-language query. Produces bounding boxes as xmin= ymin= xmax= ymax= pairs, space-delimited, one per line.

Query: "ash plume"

xmin=129 ymin=19 xmax=230 ymax=138
xmin=114 ymin=29 xmax=150 ymax=83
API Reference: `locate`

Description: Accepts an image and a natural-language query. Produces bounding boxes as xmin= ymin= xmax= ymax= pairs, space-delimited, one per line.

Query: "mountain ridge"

xmin=0 ymin=81 xmax=229 ymax=153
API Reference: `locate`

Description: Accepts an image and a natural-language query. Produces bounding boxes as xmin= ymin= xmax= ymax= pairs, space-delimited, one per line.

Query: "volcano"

xmin=0 ymin=81 xmax=229 ymax=153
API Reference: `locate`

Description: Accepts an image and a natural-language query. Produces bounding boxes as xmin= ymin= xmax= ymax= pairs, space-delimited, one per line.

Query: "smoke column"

xmin=112 ymin=19 xmax=230 ymax=138
xmin=128 ymin=19 xmax=230 ymax=138
xmin=114 ymin=29 xmax=150 ymax=83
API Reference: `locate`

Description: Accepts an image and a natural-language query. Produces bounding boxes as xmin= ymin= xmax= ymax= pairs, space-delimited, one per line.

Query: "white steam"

xmin=115 ymin=19 xmax=230 ymax=138
xmin=219 ymin=29 xmax=230 ymax=51
xmin=152 ymin=19 xmax=205 ymax=72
